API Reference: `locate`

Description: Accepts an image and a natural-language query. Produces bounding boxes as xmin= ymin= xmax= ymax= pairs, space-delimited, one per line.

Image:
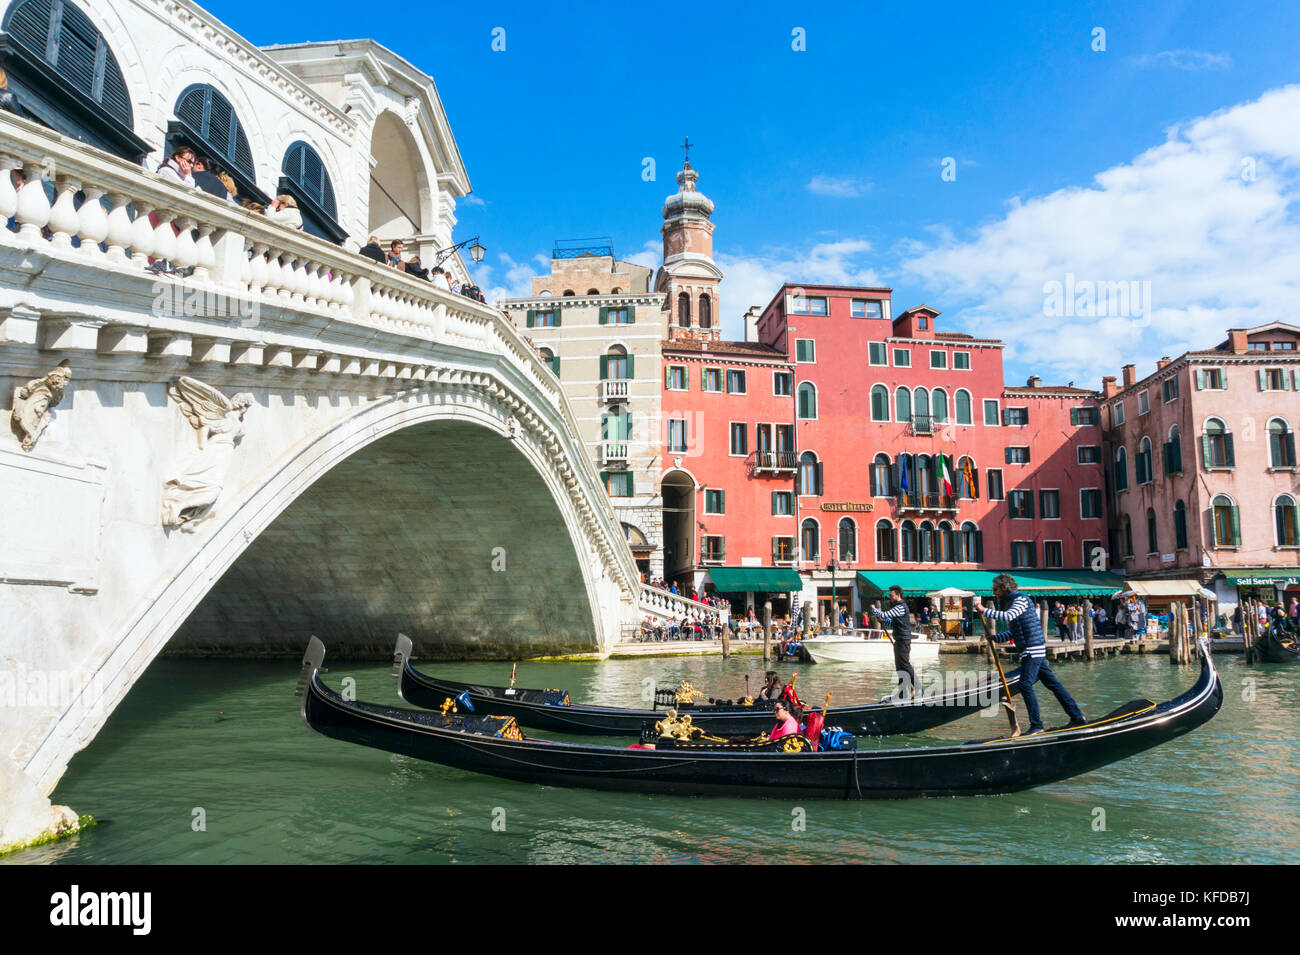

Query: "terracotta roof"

xmin=661 ymin=339 xmax=788 ymax=359
xmin=1004 ymin=385 xmax=1100 ymax=397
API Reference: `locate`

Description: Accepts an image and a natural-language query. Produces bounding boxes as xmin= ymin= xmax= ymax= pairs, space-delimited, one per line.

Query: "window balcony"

xmin=909 ymin=414 xmax=935 ymax=436
xmin=601 ymin=441 xmax=630 ymax=466
xmin=600 ymin=378 xmax=630 ymax=402
xmin=753 ymin=451 xmax=797 ymax=473
xmin=896 ymin=492 xmax=957 ymax=513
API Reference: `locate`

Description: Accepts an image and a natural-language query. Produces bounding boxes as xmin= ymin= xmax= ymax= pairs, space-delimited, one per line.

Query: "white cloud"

xmin=1133 ymin=49 xmax=1231 ymax=71
xmin=461 ymin=194 xmax=486 ymax=207
xmin=903 ymin=84 xmax=1300 ymax=386
xmin=482 ymin=252 xmax=543 ymax=304
xmin=718 ymin=239 xmax=882 ymax=339
xmin=805 ymin=175 xmax=871 ymax=198
xmin=624 ymin=239 xmax=660 ymax=270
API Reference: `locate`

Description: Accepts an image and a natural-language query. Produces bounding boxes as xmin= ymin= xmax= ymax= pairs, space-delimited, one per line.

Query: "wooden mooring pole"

xmin=1243 ymin=598 xmax=1256 ymax=664
xmin=1083 ymin=599 xmax=1095 ymax=661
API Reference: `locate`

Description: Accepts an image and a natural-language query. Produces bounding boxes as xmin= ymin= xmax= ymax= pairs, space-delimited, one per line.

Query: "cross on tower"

xmin=681 ymin=136 xmax=693 ymax=166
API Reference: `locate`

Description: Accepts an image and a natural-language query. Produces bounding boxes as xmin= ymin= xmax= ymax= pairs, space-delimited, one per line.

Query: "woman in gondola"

xmin=769 ymin=701 xmax=799 ymax=740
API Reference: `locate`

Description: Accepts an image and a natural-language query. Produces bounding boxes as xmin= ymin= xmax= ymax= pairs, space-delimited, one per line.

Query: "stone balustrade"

xmin=639 ymin=584 xmax=728 ymax=625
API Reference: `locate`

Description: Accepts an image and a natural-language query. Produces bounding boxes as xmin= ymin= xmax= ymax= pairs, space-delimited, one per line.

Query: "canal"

xmin=12 ymin=652 xmax=1298 ymax=864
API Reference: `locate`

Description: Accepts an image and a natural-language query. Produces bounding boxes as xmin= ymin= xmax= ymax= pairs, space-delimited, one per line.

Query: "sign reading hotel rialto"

xmin=820 ymin=502 xmax=874 ymax=512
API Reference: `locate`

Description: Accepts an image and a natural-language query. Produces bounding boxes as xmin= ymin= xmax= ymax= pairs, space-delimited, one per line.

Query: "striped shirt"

xmin=872 ymin=604 xmax=908 ymax=620
xmin=982 ymin=593 xmax=1047 ymax=659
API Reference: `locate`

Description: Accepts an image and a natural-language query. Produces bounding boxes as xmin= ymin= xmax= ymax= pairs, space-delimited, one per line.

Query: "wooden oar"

xmin=982 ymin=611 xmax=1020 ymax=737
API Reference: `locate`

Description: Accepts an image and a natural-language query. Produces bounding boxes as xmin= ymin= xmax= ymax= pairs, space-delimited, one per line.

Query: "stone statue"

xmin=11 ymin=360 xmax=71 ymax=451
xmin=161 ymin=377 xmax=254 ymax=531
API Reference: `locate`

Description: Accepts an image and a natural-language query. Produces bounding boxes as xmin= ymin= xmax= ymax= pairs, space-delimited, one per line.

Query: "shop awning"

xmin=1119 ymin=579 xmax=1212 ymax=598
xmin=1220 ymin=569 xmax=1300 ymax=588
xmin=708 ymin=567 xmax=803 ymax=592
xmin=855 ymin=569 xmax=1126 ymax=598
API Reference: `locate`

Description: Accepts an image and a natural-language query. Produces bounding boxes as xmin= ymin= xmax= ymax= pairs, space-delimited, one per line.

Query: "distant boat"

xmin=801 ymin=629 xmax=942 ymax=664
xmin=1256 ymin=629 xmax=1300 ymax=663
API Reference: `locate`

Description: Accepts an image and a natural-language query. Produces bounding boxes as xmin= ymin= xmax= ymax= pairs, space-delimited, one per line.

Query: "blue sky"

xmin=213 ymin=0 xmax=1300 ymax=387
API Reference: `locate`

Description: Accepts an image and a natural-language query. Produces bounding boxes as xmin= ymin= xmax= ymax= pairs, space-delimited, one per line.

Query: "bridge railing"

xmin=0 ymin=112 xmax=640 ymax=598
xmin=638 ymin=585 xmax=728 ymax=626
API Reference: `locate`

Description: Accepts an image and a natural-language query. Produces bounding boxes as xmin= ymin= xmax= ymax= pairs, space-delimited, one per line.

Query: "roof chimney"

xmin=1102 ymin=375 xmax=1118 ymax=399
xmin=743 ymin=305 xmax=762 ymax=343
xmin=1156 ymin=356 xmax=1172 ymax=370
xmin=1122 ymin=364 xmax=1136 ymax=388
xmin=1228 ymin=329 xmax=1249 ymax=355
xmin=1026 ymin=375 xmax=1042 ymax=388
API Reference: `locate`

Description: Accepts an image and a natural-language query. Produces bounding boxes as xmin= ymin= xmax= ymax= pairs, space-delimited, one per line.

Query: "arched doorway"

xmin=661 ymin=469 xmax=696 ymax=583
xmin=622 ymin=523 xmax=653 ymax=577
xmin=368 ymin=110 xmax=431 ymax=248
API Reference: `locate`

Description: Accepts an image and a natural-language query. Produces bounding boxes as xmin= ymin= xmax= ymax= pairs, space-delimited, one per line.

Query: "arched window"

xmin=913 ymin=386 xmax=930 ymax=421
xmin=699 ymin=294 xmax=712 ymax=329
xmin=870 ymin=453 xmax=892 ymax=496
xmin=955 ymin=389 xmax=972 ymax=425
xmin=876 ymin=520 xmax=897 ymax=562
xmin=932 ymin=388 xmax=949 ymax=424
xmin=2 ymin=0 xmax=142 ymax=159
xmin=1174 ymin=499 xmax=1188 ymax=550
xmin=797 ymin=382 xmax=817 ymax=419
xmin=1269 ymin=418 xmax=1296 ymax=468
xmin=901 ymin=521 xmax=918 ymax=562
xmin=1277 ymin=494 xmax=1300 ymax=546
xmin=610 ymin=287 xmax=621 ymax=294
xmin=1164 ymin=425 xmax=1183 ymax=476
xmin=915 ymin=453 xmax=934 ymax=496
xmin=677 ymin=291 xmax=691 ymax=327
xmin=1115 ymin=446 xmax=1129 ymax=492
xmin=939 ymin=521 xmax=955 ymax=562
xmin=586 ymin=288 xmax=600 ymax=295
xmin=958 ymin=521 xmax=981 ymax=563
xmin=281 ymin=141 xmax=343 ymax=241
xmin=1202 ymin=418 xmax=1234 ymax=468
xmin=894 ymin=387 xmax=911 ymax=423
xmin=1211 ymin=494 xmax=1238 ymax=547
xmin=562 ymin=289 xmax=576 ymax=296
xmin=956 ymin=455 xmax=978 ymax=498
xmin=1146 ymin=507 xmax=1158 ymax=554
xmin=838 ymin=518 xmax=856 ymax=562
xmin=1137 ymin=436 xmax=1154 ymax=484
xmin=602 ymin=345 xmax=629 ymax=380
xmin=173 ymin=84 xmax=257 ymax=196
xmin=798 ymin=452 xmax=821 ymax=495
xmin=870 ymin=384 xmax=890 ymax=421
xmin=919 ymin=521 xmax=936 ymax=563
xmin=801 ymin=518 xmax=820 ymax=562
xmin=1123 ymin=514 xmax=1134 ymax=556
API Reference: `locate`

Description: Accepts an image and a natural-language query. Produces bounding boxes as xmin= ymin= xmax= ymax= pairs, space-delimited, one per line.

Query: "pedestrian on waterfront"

xmin=1095 ymin=604 xmax=1109 ymax=637
xmin=974 ymin=574 xmax=1087 ymax=735
xmin=870 ymin=587 xmax=917 ymax=700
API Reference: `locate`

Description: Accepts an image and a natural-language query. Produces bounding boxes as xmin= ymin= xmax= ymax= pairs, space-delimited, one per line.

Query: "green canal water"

xmin=11 ymin=652 xmax=1298 ymax=864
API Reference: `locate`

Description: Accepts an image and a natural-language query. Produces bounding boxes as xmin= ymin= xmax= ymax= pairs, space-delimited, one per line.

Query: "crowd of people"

xmin=1234 ymin=597 xmax=1300 ymax=636
xmin=358 ymin=236 xmax=486 ymax=302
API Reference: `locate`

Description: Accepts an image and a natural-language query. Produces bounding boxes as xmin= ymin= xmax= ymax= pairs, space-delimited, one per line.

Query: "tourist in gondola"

xmin=769 ymin=700 xmax=799 ymax=740
xmin=756 ymin=670 xmax=784 ymax=701
xmin=974 ymin=574 xmax=1087 ymax=734
xmin=871 ymin=585 xmax=917 ymax=699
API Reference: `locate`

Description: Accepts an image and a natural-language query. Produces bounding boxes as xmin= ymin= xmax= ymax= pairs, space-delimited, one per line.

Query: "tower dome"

xmin=662 ymin=162 xmax=715 ymax=221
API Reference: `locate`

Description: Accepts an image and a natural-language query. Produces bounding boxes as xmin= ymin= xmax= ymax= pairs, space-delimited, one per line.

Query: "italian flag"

xmin=938 ymin=453 xmax=955 ymax=498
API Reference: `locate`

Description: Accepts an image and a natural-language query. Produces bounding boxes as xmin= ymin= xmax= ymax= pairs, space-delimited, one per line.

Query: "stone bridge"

xmin=0 ymin=112 xmax=677 ymax=850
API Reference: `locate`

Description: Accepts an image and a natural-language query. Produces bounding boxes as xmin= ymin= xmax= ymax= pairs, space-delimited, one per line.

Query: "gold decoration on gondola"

xmin=674 ymin=682 xmax=706 ymax=704
xmin=498 ymin=718 xmax=524 ymax=741
xmin=782 ymin=736 xmax=809 ymax=752
xmin=739 ymin=696 xmax=754 ymax=707
xmin=439 ymin=697 xmax=459 ymax=716
xmin=653 ymin=708 xmax=725 ymax=743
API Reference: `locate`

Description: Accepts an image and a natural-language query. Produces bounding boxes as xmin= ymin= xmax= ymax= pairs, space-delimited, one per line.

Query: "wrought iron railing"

xmin=754 ymin=450 xmax=798 ymax=472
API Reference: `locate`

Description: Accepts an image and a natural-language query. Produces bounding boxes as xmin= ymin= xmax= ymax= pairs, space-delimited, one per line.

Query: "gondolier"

xmin=974 ymin=574 xmax=1087 ymax=734
xmin=871 ymin=585 xmax=917 ymax=699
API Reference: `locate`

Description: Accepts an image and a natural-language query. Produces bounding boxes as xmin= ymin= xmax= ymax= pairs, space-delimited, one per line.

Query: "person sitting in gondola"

xmin=974 ymin=574 xmax=1087 ymax=735
xmin=769 ymin=701 xmax=799 ymax=741
xmin=756 ymin=671 xmax=783 ymax=701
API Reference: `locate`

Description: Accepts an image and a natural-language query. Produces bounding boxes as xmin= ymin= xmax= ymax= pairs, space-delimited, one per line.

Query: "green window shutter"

xmin=624 ymin=411 xmax=632 ymax=440
xmin=1070 ymin=408 xmax=1080 ymax=426
xmin=1258 ymin=369 xmax=1266 ymax=390
xmin=526 ymin=309 xmax=535 ymax=328
xmin=599 ymin=470 xmax=608 ymax=489
xmin=626 ymin=304 xmax=635 ymax=324
xmin=1285 ymin=432 xmax=1297 ymax=465
xmin=1194 ymin=370 xmax=1203 ymax=390
xmin=1229 ymin=506 xmax=1241 ymax=545
xmin=1026 ymin=492 xmax=1035 ymax=519
xmin=599 ymin=355 xmax=609 ymax=380
xmin=550 ymin=355 xmax=560 ymax=375
xmin=626 ymin=354 xmax=635 ymax=377
xmin=1224 ymin=432 xmax=1235 ymax=466
xmin=599 ymin=306 xmax=608 ymax=325
xmin=1201 ymin=435 xmax=1212 ymax=469
xmin=1289 ymin=506 xmax=1300 ymax=541
xmin=1221 ymin=369 xmax=1227 ymax=387
xmin=553 ymin=307 xmax=562 ymax=327
xmin=771 ymin=491 xmax=779 ymax=515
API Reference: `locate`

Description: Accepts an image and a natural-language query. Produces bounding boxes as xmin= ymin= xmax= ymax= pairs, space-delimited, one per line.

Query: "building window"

xmin=281 ymin=141 xmax=341 ymax=238
xmin=1113 ymin=402 xmax=1126 ymax=426
xmin=893 ymin=349 xmax=911 ymax=367
xmin=983 ymin=399 xmax=1000 ymax=426
xmin=1136 ymin=437 xmax=1154 ymax=484
xmin=704 ymin=489 xmax=725 ymax=514
xmin=665 ymin=365 xmax=687 ymax=390
xmin=1008 ymin=490 xmax=1034 ymax=519
xmin=1077 ymin=445 xmax=1100 ymax=464
xmin=1115 ymin=447 xmax=1129 ymax=491
xmin=1081 ymin=488 xmax=1102 ymax=519
xmin=1162 ymin=377 xmax=1179 ymax=403
xmin=870 ymin=385 xmax=890 ymax=421
xmin=729 ymin=422 xmax=748 ymax=456
xmin=603 ymin=471 xmax=633 ymax=496
xmin=699 ymin=294 xmax=712 ymax=329
xmin=876 ymin=520 xmax=897 ymax=561
xmin=792 ymin=295 xmax=828 ymax=315
xmin=871 ymin=454 xmax=893 ymax=496
xmin=1276 ymin=495 xmax=1300 ymax=546
xmin=606 ymin=306 xmax=630 ymax=324
xmin=173 ymin=83 xmax=256 ymax=182
xmin=668 ymin=419 xmax=688 ymax=453
xmin=797 ymin=382 xmax=817 ymax=419
xmin=838 ymin=519 xmax=857 ymax=562
xmin=773 ymin=536 xmax=796 ymax=563
xmin=1083 ymin=539 xmax=1103 ymax=569
xmin=918 ymin=520 xmax=936 ymax=563
xmin=1004 ymin=407 xmax=1028 ymax=426
xmin=1070 ymin=407 xmax=1098 ymax=426
xmin=795 ymin=339 xmax=816 ymax=362
xmin=1212 ymin=494 xmax=1240 ymax=547
xmin=534 ymin=309 xmax=558 ymax=327
xmin=1044 ymin=540 xmax=1063 ymax=568
xmin=798 ymin=452 xmax=821 ymax=495
xmin=772 ymin=491 xmax=794 ymax=515
xmin=1269 ymin=418 xmax=1296 ymax=467
xmin=1005 ymin=446 xmax=1030 ymax=464
xmin=958 ymin=522 xmax=982 ymax=562
xmin=538 ymin=348 xmax=559 ymax=376
xmin=1123 ymin=515 xmax=1134 ymax=557
xmin=1146 ymin=508 xmax=1158 ymax=554
xmin=800 ymin=519 xmax=820 ymax=561
xmin=1174 ymin=499 xmax=1188 ymax=549
xmin=703 ymin=368 xmax=722 ymax=392
xmin=986 ymin=468 xmax=1005 ymax=500
xmin=726 ymin=370 xmax=746 ymax=394
xmin=926 ymin=350 xmax=947 ymax=370
xmin=1201 ymin=418 xmax=1234 ymax=468
xmin=954 ymin=352 xmax=971 ymax=370
xmin=851 ymin=299 xmax=884 ymax=318
xmin=602 ymin=349 xmax=629 ymax=380
xmin=1138 ymin=391 xmax=1150 ymax=415
xmin=677 ymin=291 xmax=690 ymax=327
xmin=869 ymin=342 xmax=888 ymax=365
xmin=931 ymin=388 xmax=949 ymax=424
xmin=1010 ymin=541 xmax=1036 ymax=569
xmin=895 ymin=387 xmax=912 ymax=423
xmin=1260 ymin=368 xmax=1287 ymax=391
xmin=700 ymin=535 xmax=725 ymax=562
xmin=1040 ymin=489 xmax=1061 ymax=519
xmin=955 ymin=390 xmax=972 ymax=425
xmin=773 ymin=371 xmax=793 ymax=396
xmin=956 ymin=456 xmax=978 ymax=498
xmin=1163 ymin=427 xmax=1183 ymax=475
xmin=901 ymin=521 xmax=918 ymax=562
xmin=918 ymin=316 xmax=928 ymax=330
xmin=1195 ymin=368 xmax=1225 ymax=390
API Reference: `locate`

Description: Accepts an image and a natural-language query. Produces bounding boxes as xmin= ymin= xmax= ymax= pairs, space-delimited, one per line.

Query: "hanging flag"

xmin=962 ymin=456 xmax=978 ymax=500
xmin=939 ymin=453 xmax=955 ymax=498
xmin=954 ymin=462 xmax=969 ymax=500
xmin=899 ymin=453 xmax=911 ymax=494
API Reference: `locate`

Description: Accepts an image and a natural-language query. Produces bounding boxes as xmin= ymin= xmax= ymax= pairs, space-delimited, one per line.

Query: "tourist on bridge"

xmin=974 ymin=574 xmax=1087 ymax=734
xmin=870 ymin=586 xmax=917 ymax=700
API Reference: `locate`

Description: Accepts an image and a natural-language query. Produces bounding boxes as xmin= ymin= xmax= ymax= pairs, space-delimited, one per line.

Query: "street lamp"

xmin=827 ymin=536 xmax=838 ymax=632
xmin=433 ymin=235 xmax=486 ymax=267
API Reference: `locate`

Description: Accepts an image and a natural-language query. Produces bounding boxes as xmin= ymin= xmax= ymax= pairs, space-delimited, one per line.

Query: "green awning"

xmin=1221 ymin=569 xmax=1300 ymax=587
xmin=708 ymin=567 xmax=803 ymax=592
xmin=855 ymin=569 xmax=1127 ymax=598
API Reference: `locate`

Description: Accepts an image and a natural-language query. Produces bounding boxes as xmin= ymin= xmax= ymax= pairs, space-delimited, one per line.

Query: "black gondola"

xmin=300 ymin=637 xmax=1223 ymax=799
xmin=1256 ymin=629 xmax=1300 ymax=663
xmin=390 ymin=636 xmax=1022 ymax=737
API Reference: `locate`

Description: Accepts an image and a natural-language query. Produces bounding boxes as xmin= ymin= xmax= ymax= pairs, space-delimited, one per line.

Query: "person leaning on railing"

xmin=267 ymin=194 xmax=302 ymax=230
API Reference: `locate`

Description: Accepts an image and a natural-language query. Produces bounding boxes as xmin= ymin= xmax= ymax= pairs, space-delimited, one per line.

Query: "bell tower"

xmin=657 ymin=139 xmax=722 ymax=341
